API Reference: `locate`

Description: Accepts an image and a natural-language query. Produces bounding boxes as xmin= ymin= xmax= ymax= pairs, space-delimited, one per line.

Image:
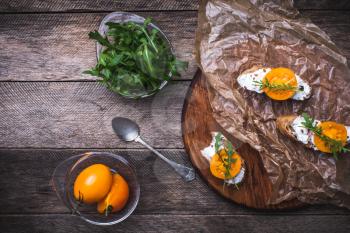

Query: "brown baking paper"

xmin=195 ymin=0 xmax=350 ymax=208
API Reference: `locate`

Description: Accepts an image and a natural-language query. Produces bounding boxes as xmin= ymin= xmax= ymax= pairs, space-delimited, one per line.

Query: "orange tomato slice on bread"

xmin=262 ymin=67 xmax=297 ymax=100
xmin=313 ymin=121 xmax=347 ymax=153
xmin=210 ymin=149 xmax=242 ymax=180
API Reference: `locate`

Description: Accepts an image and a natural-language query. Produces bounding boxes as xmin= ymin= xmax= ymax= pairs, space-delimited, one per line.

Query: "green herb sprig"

xmin=84 ymin=18 xmax=188 ymax=97
xmin=254 ymin=79 xmax=298 ymax=92
xmin=214 ymin=133 xmax=237 ymax=179
xmin=301 ymin=113 xmax=349 ymax=159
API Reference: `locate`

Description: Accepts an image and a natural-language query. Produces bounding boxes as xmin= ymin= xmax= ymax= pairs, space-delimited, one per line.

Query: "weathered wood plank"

xmin=0 ymin=11 xmax=350 ymax=81
xmin=295 ymin=0 xmax=350 ymax=10
xmin=0 ymin=12 xmax=197 ymax=81
xmin=0 ymin=0 xmax=349 ymax=12
xmin=0 ymin=0 xmax=198 ymax=12
xmin=0 ymin=81 xmax=189 ymax=148
xmin=0 ymin=149 xmax=349 ymax=215
xmin=303 ymin=11 xmax=350 ymax=61
xmin=1 ymin=214 xmax=350 ymax=233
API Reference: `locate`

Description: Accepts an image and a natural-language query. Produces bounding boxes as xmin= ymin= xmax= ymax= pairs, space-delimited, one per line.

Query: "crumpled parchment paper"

xmin=195 ymin=0 xmax=350 ymax=208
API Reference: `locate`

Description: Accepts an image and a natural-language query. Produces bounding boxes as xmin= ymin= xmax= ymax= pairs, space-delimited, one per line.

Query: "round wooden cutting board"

xmin=182 ymin=70 xmax=304 ymax=209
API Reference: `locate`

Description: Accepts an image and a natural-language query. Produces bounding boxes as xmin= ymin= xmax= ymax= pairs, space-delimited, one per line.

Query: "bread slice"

xmin=276 ymin=115 xmax=315 ymax=149
xmin=240 ymin=65 xmax=271 ymax=75
xmin=276 ymin=115 xmax=297 ymax=138
xmin=236 ymin=65 xmax=271 ymax=93
xmin=238 ymin=66 xmax=312 ymax=101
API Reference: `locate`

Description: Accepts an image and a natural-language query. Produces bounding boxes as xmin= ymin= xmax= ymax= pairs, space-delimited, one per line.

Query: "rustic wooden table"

xmin=0 ymin=0 xmax=350 ymax=232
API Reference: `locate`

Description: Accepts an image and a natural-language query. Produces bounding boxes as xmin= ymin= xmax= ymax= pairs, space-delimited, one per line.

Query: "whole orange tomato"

xmin=73 ymin=164 xmax=113 ymax=204
xmin=97 ymin=173 xmax=129 ymax=215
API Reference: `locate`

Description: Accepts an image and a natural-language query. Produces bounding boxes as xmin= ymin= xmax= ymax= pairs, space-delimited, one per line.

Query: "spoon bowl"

xmin=112 ymin=117 xmax=140 ymax=142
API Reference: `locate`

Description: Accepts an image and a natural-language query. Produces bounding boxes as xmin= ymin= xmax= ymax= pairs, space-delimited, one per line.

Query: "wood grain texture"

xmin=0 ymin=11 xmax=350 ymax=81
xmin=0 ymin=12 xmax=197 ymax=81
xmin=0 ymin=0 xmax=198 ymax=12
xmin=1 ymin=214 xmax=350 ymax=233
xmin=303 ymin=11 xmax=350 ymax=62
xmin=0 ymin=0 xmax=349 ymax=12
xmin=1 ymin=149 xmax=348 ymax=215
xmin=0 ymin=81 xmax=189 ymax=148
xmin=295 ymin=0 xmax=350 ymax=10
xmin=182 ymin=71 xmax=303 ymax=209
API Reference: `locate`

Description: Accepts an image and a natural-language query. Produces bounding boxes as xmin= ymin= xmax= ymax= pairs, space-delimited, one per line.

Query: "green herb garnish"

xmin=224 ymin=141 xmax=237 ymax=178
xmin=214 ymin=133 xmax=237 ymax=179
xmin=254 ymin=79 xmax=297 ymax=92
xmin=301 ymin=113 xmax=349 ymax=159
xmin=84 ymin=18 xmax=188 ymax=97
xmin=214 ymin=132 xmax=222 ymax=153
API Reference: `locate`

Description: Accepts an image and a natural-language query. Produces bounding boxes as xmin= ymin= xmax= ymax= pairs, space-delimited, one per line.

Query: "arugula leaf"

xmin=214 ymin=133 xmax=222 ymax=153
xmin=83 ymin=68 xmax=99 ymax=76
xmin=214 ymin=133 xmax=238 ymax=180
xmin=254 ymin=79 xmax=297 ymax=92
xmin=88 ymin=31 xmax=113 ymax=49
xmin=224 ymin=141 xmax=237 ymax=178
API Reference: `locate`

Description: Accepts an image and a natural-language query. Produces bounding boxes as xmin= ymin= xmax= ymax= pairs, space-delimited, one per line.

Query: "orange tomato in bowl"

xmin=97 ymin=173 xmax=130 ymax=215
xmin=73 ymin=164 xmax=113 ymax=204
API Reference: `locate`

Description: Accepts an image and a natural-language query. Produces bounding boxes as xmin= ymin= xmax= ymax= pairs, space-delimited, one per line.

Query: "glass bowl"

xmin=96 ymin=12 xmax=173 ymax=99
xmin=51 ymin=152 xmax=140 ymax=225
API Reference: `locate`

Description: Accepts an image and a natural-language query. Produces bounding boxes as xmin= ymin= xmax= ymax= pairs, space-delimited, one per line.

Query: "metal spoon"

xmin=112 ymin=117 xmax=195 ymax=182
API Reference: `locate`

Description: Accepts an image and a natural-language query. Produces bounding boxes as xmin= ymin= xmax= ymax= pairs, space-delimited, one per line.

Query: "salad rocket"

xmin=85 ymin=18 xmax=188 ymax=98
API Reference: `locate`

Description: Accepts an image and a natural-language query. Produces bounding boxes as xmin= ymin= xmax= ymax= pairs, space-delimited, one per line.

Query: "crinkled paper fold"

xmin=195 ymin=0 xmax=350 ymax=208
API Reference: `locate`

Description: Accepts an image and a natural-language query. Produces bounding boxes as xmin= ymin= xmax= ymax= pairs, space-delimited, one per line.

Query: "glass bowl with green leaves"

xmin=84 ymin=12 xmax=188 ymax=98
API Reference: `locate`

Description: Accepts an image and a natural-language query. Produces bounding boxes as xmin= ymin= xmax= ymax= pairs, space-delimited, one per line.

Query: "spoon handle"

xmin=135 ymin=136 xmax=195 ymax=182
